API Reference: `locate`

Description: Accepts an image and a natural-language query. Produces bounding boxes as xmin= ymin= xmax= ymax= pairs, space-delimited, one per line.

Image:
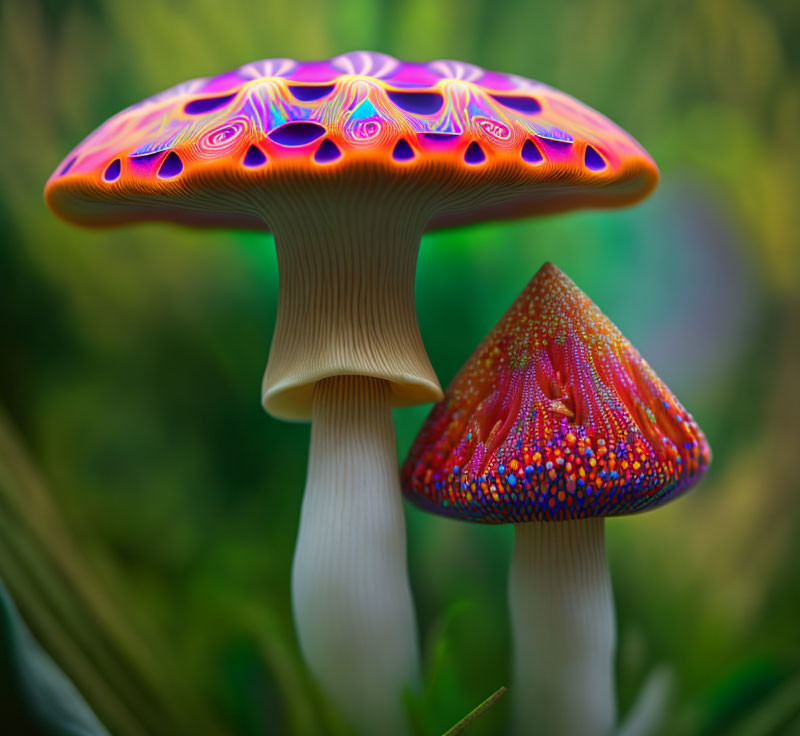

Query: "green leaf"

xmin=0 ymin=406 xmax=231 ymax=736
xmin=0 ymin=578 xmax=110 ymax=736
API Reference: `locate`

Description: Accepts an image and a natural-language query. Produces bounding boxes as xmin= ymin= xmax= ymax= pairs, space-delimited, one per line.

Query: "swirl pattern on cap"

xmin=46 ymin=52 xmax=658 ymax=230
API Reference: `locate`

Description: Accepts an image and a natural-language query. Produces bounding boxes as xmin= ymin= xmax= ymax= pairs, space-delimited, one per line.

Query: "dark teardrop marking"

xmin=464 ymin=141 xmax=486 ymax=165
xmin=157 ymin=152 xmax=183 ymax=179
xmin=59 ymin=156 xmax=77 ymax=176
xmin=387 ymin=91 xmax=444 ymax=115
xmin=268 ymin=122 xmax=327 ymax=147
xmin=314 ymin=139 xmax=342 ymax=163
xmin=392 ymin=139 xmax=415 ymax=161
xmin=288 ymin=84 xmax=335 ymax=102
xmin=184 ymin=93 xmax=237 ymax=115
xmin=584 ymin=145 xmax=607 ymax=171
xmin=521 ymin=140 xmax=543 ymax=164
xmin=243 ymin=145 xmax=267 ymax=167
xmin=103 ymin=158 xmax=121 ymax=182
xmin=490 ymin=94 xmax=542 ymax=114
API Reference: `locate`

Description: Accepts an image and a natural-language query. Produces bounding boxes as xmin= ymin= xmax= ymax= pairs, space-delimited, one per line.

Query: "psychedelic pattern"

xmin=45 ymin=52 xmax=657 ymax=228
xmin=402 ymin=263 xmax=711 ymax=522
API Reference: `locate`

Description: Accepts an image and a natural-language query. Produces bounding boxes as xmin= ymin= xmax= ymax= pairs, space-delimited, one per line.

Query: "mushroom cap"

xmin=402 ymin=263 xmax=711 ymax=523
xmin=45 ymin=52 xmax=658 ymax=229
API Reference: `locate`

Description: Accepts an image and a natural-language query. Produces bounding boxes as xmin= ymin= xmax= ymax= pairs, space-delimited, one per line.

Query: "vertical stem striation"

xmin=292 ymin=375 xmax=419 ymax=736
xmin=509 ymin=518 xmax=616 ymax=736
xmin=259 ymin=191 xmax=441 ymax=420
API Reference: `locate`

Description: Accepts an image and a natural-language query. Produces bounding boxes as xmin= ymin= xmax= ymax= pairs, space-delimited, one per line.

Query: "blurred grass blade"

xmin=231 ymin=596 xmax=355 ymax=736
xmin=407 ymin=599 xmax=484 ymax=734
xmin=729 ymin=673 xmax=800 ymax=736
xmin=0 ymin=578 xmax=110 ymax=736
xmin=616 ymin=666 xmax=673 ymax=736
xmin=0 ymin=406 xmax=231 ymax=736
xmin=441 ymin=686 xmax=507 ymax=736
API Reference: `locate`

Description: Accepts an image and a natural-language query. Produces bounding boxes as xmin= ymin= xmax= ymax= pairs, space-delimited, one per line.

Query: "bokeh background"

xmin=1 ymin=0 xmax=798 ymax=734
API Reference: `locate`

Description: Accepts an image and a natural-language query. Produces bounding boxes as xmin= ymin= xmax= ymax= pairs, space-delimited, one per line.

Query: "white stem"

xmin=509 ymin=519 xmax=616 ymax=736
xmin=292 ymin=375 xmax=419 ymax=736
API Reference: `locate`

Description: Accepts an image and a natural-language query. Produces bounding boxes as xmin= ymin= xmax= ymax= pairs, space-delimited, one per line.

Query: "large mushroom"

xmin=45 ymin=52 xmax=657 ymax=734
xmin=402 ymin=262 xmax=711 ymax=736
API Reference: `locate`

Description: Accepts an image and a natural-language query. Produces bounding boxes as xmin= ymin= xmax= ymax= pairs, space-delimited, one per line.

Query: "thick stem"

xmin=292 ymin=375 xmax=419 ymax=736
xmin=509 ymin=519 xmax=616 ymax=736
xmin=259 ymin=191 xmax=441 ymax=420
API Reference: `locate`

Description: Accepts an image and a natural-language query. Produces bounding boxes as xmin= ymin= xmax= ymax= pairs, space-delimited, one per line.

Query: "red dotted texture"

xmin=402 ymin=263 xmax=711 ymax=523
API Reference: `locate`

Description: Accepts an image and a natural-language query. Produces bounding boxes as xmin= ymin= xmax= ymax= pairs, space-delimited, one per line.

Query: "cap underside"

xmin=262 ymin=371 xmax=443 ymax=421
xmin=402 ymin=263 xmax=711 ymax=523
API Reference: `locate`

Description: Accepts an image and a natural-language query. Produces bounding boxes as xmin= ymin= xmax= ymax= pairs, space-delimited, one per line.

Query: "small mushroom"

xmin=45 ymin=52 xmax=658 ymax=735
xmin=402 ymin=263 xmax=711 ymax=736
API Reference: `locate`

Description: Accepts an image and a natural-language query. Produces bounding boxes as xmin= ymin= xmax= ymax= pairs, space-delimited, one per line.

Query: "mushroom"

xmin=402 ymin=263 xmax=711 ymax=736
xmin=44 ymin=52 xmax=657 ymax=735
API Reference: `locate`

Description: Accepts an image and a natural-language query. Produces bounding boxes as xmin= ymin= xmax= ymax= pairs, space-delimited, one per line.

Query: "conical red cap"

xmin=402 ymin=263 xmax=711 ymax=523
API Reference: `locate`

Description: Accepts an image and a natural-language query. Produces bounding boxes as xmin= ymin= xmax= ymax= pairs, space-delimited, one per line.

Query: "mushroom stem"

xmin=509 ymin=518 xmax=616 ymax=736
xmin=260 ymin=189 xmax=441 ymax=420
xmin=292 ymin=375 xmax=419 ymax=736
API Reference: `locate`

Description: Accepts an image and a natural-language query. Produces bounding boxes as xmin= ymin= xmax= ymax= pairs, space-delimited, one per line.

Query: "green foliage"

xmin=0 ymin=0 xmax=799 ymax=734
xmin=440 ymin=686 xmax=506 ymax=736
xmin=0 ymin=578 xmax=109 ymax=736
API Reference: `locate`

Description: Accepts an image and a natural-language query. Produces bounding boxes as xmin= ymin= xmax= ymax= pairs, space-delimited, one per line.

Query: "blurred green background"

xmin=1 ymin=0 xmax=799 ymax=734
